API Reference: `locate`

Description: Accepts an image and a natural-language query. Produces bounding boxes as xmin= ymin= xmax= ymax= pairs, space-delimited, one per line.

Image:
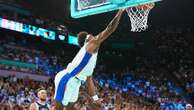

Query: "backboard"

xmin=71 ymin=0 xmax=161 ymax=18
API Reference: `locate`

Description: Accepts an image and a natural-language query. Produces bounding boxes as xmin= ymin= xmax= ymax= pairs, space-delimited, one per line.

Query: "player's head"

xmin=186 ymin=104 xmax=192 ymax=110
xmin=37 ymin=89 xmax=47 ymax=101
xmin=77 ymin=31 xmax=93 ymax=47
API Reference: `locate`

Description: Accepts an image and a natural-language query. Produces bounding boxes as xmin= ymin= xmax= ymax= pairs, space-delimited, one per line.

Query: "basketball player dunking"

xmin=54 ymin=9 xmax=125 ymax=110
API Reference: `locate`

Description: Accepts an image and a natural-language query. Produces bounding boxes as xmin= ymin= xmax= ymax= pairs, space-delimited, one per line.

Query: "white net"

xmin=126 ymin=3 xmax=155 ymax=32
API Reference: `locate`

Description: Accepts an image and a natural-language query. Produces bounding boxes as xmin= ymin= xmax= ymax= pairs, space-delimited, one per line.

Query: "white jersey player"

xmin=54 ymin=9 xmax=125 ymax=110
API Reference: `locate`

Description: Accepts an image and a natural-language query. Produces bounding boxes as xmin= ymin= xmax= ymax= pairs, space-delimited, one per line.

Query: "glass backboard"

xmin=71 ymin=0 xmax=161 ymax=18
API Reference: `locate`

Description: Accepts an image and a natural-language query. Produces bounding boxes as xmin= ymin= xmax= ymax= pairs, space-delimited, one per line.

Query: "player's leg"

xmin=57 ymin=77 xmax=80 ymax=109
xmin=55 ymin=101 xmax=65 ymax=110
xmin=54 ymin=71 xmax=66 ymax=103
xmin=56 ymin=77 xmax=82 ymax=110
xmin=54 ymin=71 xmax=81 ymax=109
xmin=54 ymin=70 xmax=72 ymax=108
xmin=53 ymin=101 xmax=74 ymax=110
xmin=53 ymin=84 xmax=72 ymax=110
xmin=68 ymin=77 xmax=82 ymax=103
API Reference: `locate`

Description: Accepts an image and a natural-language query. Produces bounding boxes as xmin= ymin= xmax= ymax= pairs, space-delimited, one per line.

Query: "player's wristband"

xmin=92 ymin=95 xmax=99 ymax=101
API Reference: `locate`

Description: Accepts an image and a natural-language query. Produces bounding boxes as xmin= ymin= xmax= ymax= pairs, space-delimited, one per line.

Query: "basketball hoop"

xmin=126 ymin=3 xmax=155 ymax=32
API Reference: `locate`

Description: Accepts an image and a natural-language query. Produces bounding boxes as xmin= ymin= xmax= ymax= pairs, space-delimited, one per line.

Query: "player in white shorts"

xmin=54 ymin=9 xmax=125 ymax=110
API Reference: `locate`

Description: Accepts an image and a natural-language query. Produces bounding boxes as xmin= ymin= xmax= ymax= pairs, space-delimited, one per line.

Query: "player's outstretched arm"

xmin=95 ymin=9 xmax=125 ymax=44
xmin=86 ymin=9 xmax=125 ymax=53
